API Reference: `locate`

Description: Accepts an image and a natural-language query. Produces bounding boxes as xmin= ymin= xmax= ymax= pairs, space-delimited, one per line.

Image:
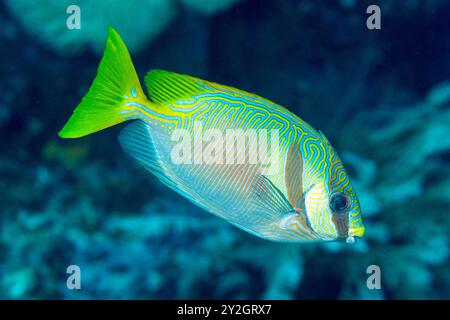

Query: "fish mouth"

xmin=345 ymin=226 xmax=366 ymax=244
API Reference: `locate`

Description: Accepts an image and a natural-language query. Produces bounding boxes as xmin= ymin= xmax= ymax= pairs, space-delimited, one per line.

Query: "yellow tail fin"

xmin=59 ymin=27 xmax=146 ymax=138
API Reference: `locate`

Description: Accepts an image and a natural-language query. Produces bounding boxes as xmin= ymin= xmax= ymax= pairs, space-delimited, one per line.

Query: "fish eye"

xmin=330 ymin=193 xmax=350 ymax=214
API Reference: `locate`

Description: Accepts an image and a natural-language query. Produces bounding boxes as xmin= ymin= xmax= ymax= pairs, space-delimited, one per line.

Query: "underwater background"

xmin=0 ymin=0 xmax=449 ymax=300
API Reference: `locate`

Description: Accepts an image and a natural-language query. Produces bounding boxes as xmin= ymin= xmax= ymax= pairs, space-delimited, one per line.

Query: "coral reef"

xmin=4 ymin=0 xmax=243 ymax=55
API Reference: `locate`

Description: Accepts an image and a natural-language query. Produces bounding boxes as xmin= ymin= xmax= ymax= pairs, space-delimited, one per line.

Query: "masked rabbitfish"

xmin=59 ymin=27 xmax=365 ymax=243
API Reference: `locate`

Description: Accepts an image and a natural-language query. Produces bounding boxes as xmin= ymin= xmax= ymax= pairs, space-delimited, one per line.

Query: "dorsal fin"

xmin=144 ymin=69 xmax=210 ymax=104
xmin=144 ymin=69 xmax=270 ymax=105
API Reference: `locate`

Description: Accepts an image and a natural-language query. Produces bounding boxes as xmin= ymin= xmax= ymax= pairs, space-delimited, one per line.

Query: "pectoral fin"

xmin=250 ymin=174 xmax=319 ymax=241
xmin=251 ymin=174 xmax=294 ymax=217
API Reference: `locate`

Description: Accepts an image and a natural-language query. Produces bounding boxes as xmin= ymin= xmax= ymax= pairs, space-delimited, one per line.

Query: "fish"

xmin=59 ymin=27 xmax=365 ymax=243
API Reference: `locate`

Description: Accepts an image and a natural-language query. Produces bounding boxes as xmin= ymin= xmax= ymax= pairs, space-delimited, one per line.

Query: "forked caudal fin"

xmin=59 ymin=27 xmax=147 ymax=138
